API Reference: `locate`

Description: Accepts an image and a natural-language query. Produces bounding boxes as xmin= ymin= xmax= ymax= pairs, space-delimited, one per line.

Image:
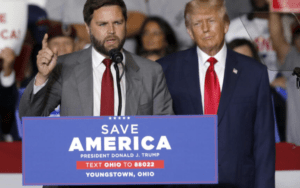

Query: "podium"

xmin=22 ymin=115 xmax=218 ymax=186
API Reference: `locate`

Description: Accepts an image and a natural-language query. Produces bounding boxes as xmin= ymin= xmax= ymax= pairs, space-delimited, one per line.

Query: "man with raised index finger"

xmin=157 ymin=0 xmax=275 ymax=188
xmin=20 ymin=0 xmax=173 ymax=118
xmin=19 ymin=0 xmax=173 ymax=187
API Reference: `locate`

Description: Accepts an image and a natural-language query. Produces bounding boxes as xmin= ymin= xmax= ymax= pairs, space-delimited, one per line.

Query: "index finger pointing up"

xmin=42 ymin=33 xmax=49 ymax=49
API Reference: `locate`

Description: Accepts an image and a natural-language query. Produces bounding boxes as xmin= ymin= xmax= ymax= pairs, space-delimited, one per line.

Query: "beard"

xmin=90 ymin=32 xmax=125 ymax=57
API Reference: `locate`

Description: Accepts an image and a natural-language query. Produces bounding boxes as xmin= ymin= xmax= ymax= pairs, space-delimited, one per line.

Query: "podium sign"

xmin=23 ymin=116 xmax=218 ymax=186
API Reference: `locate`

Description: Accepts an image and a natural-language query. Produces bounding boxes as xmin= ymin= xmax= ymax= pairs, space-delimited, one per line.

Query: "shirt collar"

xmin=92 ymin=46 xmax=126 ymax=68
xmin=197 ymin=43 xmax=227 ymax=68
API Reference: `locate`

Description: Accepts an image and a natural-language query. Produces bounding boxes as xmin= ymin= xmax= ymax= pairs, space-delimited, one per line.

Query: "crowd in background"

xmin=0 ymin=0 xmax=299 ymax=145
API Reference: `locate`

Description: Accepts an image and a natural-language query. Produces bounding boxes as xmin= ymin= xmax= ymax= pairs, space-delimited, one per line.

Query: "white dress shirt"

xmin=197 ymin=43 xmax=227 ymax=112
xmin=92 ymin=47 xmax=126 ymax=116
xmin=33 ymin=47 xmax=126 ymax=116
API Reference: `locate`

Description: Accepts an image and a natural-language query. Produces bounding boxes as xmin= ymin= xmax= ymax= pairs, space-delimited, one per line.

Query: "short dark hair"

xmin=228 ymin=39 xmax=261 ymax=63
xmin=83 ymin=0 xmax=127 ymax=26
xmin=136 ymin=16 xmax=178 ymax=56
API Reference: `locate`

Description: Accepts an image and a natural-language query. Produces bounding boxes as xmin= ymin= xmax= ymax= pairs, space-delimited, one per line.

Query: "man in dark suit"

xmin=157 ymin=0 xmax=275 ymax=187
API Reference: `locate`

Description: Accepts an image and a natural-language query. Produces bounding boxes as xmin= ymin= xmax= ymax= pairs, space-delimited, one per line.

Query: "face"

xmin=233 ymin=45 xmax=254 ymax=58
xmin=187 ymin=8 xmax=229 ymax=56
xmin=142 ymin=21 xmax=167 ymax=51
xmin=48 ymin=36 xmax=74 ymax=56
xmin=86 ymin=5 xmax=126 ymax=57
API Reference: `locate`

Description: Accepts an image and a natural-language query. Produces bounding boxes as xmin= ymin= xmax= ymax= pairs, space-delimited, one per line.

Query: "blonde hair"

xmin=184 ymin=0 xmax=230 ymax=28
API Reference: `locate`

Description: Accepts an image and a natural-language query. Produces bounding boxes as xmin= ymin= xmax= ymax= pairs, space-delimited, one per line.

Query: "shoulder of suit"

xmin=157 ymin=48 xmax=194 ymax=63
xmin=230 ymin=49 xmax=267 ymax=72
xmin=57 ymin=48 xmax=88 ymax=65
xmin=156 ymin=48 xmax=195 ymax=72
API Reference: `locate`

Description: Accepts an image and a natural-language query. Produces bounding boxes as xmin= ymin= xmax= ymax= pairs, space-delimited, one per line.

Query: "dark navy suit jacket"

xmin=157 ymin=47 xmax=275 ymax=188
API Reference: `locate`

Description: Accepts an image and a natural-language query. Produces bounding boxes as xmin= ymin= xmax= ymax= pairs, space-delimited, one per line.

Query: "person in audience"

xmin=226 ymin=0 xmax=280 ymax=83
xmin=136 ymin=17 xmax=178 ymax=61
xmin=44 ymin=0 xmax=90 ymax=51
xmin=269 ymin=4 xmax=300 ymax=146
xmin=123 ymin=0 xmax=192 ymax=53
xmin=227 ymin=38 xmax=261 ymax=61
xmin=47 ymin=23 xmax=77 ymax=56
xmin=0 ymin=48 xmax=18 ymax=142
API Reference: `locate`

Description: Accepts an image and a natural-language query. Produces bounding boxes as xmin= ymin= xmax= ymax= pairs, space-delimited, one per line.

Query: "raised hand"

xmin=0 ymin=48 xmax=16 ymax=76
xmin=36 ymin=34 xmax=58 ymax=85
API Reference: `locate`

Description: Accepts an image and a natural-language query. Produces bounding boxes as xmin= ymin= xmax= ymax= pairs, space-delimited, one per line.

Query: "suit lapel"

xmin=124 ymin=51 xmax=142 ymax=116
xmin=74 ymin=47 xmax=94 ymax=116
xmin=217 ymin=49 xmax=240 ymax=124
xmin=183 ymin=47 xmax=203 ymax=115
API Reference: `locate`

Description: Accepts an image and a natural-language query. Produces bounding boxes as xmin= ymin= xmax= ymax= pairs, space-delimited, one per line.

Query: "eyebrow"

xmin=95 ymin=19 xmax=124 ymax=24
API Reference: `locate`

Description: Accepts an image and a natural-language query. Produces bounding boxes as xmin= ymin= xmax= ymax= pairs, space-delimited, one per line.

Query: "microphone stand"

xmin=109 ymin=49 xmax=125 ymax=116
xmin=292 ymin=67 xmax=300 ymax=89
xmin=114 ymin=63 xmax=124 ymax=116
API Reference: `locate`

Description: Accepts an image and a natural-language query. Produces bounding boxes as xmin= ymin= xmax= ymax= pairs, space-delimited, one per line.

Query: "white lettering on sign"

xmin=68 ymin=136 xmax=171 ymax=152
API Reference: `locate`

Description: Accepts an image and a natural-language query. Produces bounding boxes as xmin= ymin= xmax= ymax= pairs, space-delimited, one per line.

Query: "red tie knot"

xmin=207 ymin=57 xmax=218 ymax=66
xmin=103 ymin=58 xmax=113 ymax=68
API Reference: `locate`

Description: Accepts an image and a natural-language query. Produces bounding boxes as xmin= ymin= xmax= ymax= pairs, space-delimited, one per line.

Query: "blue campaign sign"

xmin=22 ymin=115 xmax=218 ymax=186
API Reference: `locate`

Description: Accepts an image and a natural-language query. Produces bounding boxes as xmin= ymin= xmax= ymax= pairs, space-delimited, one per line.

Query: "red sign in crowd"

xmin=272 ymin=0 xmax=300 ymax=12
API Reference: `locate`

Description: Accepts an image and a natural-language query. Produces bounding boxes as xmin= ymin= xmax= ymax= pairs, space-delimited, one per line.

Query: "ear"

xmin=224 ymin=22 xmax=229 ymax=35
xmin=186 ymin=27 xmax=195 ymax=41
xmin=85 ymin=23 xmax=90 ymax=35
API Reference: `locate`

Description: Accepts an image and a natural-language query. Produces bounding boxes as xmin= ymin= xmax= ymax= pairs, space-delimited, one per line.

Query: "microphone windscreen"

xmin=109 ymin=49 xmax=123 ymax=63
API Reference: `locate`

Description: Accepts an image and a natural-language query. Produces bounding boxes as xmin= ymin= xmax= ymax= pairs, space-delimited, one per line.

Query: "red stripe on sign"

xmin=77 ymin=160 xmax=164 ymax=170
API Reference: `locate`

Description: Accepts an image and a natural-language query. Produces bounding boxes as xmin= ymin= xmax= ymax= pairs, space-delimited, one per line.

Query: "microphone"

xmin=109 ymin=49 xmax=124 ymax=116
xmin=109 ymin=48 xmax=125 ymax=80
xmin=109 ymin=49 xmax=123 ymax=64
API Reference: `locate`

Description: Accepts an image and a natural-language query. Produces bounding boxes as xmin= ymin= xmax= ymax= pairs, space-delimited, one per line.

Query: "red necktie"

xmin=100 ymin=58 xmax=114 ymax=116
xmin=204 ymin=57 xmax=221 ymax=115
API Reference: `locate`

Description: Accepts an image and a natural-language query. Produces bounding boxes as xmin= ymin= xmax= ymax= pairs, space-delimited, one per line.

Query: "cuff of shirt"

xmin=0 ymin=70 xmax=15 ymax=87
xmin=33 ymin=76 xmax=49 ymax=94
